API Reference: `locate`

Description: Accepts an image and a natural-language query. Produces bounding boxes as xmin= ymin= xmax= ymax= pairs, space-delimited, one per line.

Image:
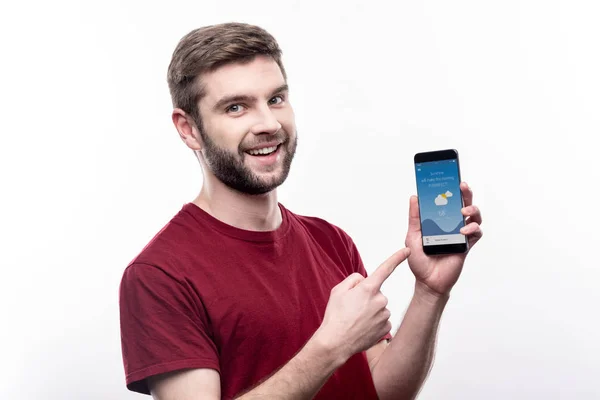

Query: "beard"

xmin=197 ymin=124 xmax=297 ymax=195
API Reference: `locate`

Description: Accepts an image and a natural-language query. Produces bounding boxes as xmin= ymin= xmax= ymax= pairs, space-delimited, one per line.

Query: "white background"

xmin=1 ymin=0 xmax=598 ymax=399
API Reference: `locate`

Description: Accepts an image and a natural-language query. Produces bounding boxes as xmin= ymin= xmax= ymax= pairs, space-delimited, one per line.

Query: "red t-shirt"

xmin=119 ymin=202 xmax=391 ymax=399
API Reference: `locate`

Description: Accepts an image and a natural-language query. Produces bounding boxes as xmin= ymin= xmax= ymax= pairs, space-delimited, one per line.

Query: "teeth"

xmin=248 ymin=145 xmax=278 ymax=156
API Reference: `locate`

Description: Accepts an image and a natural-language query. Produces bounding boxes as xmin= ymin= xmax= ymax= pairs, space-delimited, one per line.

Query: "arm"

xmin=148 ymin=328 xmax=348 ymax=400
xmin=234 ymin=328 xmax=347 ymax=399
xmin=149 ymin=249 xmax=412 ymax=400
xmin=370 ymin=282 xmax=449 ymax=400
xmin=369 ymin=187 xmax=483 ymax=399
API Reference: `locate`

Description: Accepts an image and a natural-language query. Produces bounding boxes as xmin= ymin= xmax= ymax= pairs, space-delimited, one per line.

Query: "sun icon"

xmin=435 ymin=191 xmax=454 ymax=206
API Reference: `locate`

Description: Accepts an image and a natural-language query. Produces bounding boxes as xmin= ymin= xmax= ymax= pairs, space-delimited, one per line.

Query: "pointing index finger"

xmin=363 ymin=247 xmax=411 ymax=291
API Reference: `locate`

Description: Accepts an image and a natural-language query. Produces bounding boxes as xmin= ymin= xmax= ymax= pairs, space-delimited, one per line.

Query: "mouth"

xmin=244 ymin=143 xmax=284 ymax=166
xmin=246 ymin=144 xmax=281 ymax=156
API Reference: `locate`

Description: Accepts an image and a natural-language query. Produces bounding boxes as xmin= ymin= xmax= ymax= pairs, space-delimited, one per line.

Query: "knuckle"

xmin=377 ymin=294 xmax=388 ymax=307
xmin=383 ymin=308 xmax=391 ymax=319
xmin=360 ymin=280 xmax=373 ymax=291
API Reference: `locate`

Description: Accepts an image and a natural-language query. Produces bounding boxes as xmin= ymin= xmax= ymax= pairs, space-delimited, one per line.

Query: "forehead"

xmin=200 ymin=55 xmax=286 ymax=102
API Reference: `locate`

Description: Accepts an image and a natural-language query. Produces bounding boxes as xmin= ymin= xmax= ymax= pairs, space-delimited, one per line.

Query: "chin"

xmin=257 ymin=174 xmax=286 ymax=189
xmin=258 ymin=169 xmax=289 ymax=187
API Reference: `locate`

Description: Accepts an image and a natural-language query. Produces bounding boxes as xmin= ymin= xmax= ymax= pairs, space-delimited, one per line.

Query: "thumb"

xmin=408 ymin=195 xmax=421 ymax=233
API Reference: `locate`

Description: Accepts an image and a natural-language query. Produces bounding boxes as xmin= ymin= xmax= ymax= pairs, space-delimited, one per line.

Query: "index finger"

xmin=362 ymin=247 xmax=411 ymax=291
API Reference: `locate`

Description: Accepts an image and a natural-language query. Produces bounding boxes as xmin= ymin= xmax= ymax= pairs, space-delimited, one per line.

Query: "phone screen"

xmin=415 ymin=158 xmax=466 ymax=247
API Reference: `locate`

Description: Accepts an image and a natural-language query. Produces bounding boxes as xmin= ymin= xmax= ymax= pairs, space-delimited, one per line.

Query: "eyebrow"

xmin=212 ymin=84 xmax=289 ymax=112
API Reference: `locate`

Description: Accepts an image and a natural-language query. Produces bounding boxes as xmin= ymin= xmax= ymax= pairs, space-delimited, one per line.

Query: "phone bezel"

xmin=414 ymin=149 xmax=468 ymax=255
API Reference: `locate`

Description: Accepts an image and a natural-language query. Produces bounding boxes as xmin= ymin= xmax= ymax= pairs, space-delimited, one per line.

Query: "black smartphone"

xmin=414 ymin=149 xmax=468 ymax=255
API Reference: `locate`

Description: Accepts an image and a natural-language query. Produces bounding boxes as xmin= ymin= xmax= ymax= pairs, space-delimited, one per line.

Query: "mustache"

xmin=241 ymin=131 xmax=288 ymax=150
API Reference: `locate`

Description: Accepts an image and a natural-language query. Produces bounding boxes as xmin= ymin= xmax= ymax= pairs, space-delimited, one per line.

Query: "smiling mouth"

xmin=246 ymin=144 xmax=281 ymax=156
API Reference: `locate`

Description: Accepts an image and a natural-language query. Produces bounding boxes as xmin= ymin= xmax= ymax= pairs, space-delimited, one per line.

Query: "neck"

xmin=192 ymin=173 xmax=282 ymax=232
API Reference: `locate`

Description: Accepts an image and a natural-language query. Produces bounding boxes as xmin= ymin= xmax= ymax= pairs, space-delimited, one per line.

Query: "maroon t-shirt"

xmin=119 ymin=202 xmax=391 ymax=399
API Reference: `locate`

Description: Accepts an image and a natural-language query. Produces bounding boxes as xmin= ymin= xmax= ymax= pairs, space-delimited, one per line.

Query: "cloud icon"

xmin=435 ymin=195 xmax=448 ymax=206
xmin=435 ymin=191 xmax=453 ymax=206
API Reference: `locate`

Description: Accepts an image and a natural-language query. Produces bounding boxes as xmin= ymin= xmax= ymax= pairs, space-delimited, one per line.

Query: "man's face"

xmin=194 ymin=55 xmax=297 ymax=195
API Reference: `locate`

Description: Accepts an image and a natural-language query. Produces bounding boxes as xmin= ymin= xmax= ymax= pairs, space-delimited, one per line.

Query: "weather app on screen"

xmin=415 ymin=159 xmax=466 ymax=246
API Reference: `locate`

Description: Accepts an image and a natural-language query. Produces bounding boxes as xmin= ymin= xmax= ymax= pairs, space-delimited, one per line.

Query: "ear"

xmin=172 ymin=108 xmax=203 ymax=151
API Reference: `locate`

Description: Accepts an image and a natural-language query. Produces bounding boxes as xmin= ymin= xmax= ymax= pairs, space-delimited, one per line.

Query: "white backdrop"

xmin=1 ymin=0 xmax=598 ymax=399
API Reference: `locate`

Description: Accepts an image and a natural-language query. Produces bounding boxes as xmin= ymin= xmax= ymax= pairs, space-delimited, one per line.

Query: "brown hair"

xmin=167 ymin=22 xmax=287 ymax=128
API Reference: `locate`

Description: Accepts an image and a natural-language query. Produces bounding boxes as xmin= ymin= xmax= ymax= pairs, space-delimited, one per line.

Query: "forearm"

xmin=235 ymin=329 xmax=347 ymax=400
xmin=371 ymin=281 xmax=449 ymax=400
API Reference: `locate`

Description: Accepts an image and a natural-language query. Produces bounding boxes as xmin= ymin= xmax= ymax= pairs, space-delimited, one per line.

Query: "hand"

xmin=405 ymin=182 xmax=483 ymax=296
xmin=316 ymin=248 xmax=411 ymax=360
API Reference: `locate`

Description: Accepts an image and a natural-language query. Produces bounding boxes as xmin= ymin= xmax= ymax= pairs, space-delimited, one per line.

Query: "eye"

xmin=226 ymin=104 xmax=245 ymax=114
xmin=269 ymin=95 xmax=284 ymax=105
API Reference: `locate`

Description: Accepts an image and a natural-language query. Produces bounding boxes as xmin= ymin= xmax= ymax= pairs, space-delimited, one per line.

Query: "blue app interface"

xmin=415 ymin=159 xmax=466 ymax=246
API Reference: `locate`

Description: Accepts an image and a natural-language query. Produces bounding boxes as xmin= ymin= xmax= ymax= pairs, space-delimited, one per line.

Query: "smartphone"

xmin=414 ymin=149 xmax=468 ymax=255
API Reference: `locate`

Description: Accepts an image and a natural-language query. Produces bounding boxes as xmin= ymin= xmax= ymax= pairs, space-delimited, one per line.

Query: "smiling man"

xmin=118 ymin=22 xmax=483 ymax=400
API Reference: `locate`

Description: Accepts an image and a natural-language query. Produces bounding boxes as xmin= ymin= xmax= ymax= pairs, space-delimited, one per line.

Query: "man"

xmin=119 ymin=22 xmax=483 ymax=400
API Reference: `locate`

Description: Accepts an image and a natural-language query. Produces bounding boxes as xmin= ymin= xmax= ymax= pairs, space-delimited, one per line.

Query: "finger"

xmin=381 ymin=307 xmax=392 ymax=321
xmin=375 ymin=292 xmax=389 ymax=308
xmin=333 ymin=273 xmax=365 ymax=292
xmin=468 ymin=229 xmax=483 ymax=247
xmin=460 ymin=222 xmax=483 ymax=246
xmin=460 ymin=182 xmax=473 ymax=208
xmin=461 ymin=204 xmax=482 ymax=225
xmin=362 ymin=247 xmax=411 ymax=291
xmin=460 ymin=221 xmax=480 ymax=235
xmin=408 ymin=195 xmax=420 ymax=233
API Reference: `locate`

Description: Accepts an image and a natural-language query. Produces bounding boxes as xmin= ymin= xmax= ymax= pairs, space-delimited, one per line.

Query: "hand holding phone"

xmin=414 ymin=149 xmax=468 ymax=255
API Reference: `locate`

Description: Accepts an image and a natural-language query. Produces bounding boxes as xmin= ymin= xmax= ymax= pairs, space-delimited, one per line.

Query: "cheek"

xmin=204 ymin=117 xmax=248 ymax=150
xmin=279 ymin=108 xmax=296 ymax=134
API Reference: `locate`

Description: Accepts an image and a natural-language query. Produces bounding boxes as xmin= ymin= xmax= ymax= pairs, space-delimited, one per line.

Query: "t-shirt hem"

xmin=126 ymin=358 xmax=220 ymax=394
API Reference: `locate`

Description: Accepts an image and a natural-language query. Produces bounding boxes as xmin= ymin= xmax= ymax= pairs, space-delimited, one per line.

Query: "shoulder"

xmin=282 ymin=204 xmax=366 ymax=275
xmin=282 ymin=204 xmax=357 ymax=251
xmin=125 ymin=204 xmax=204 ymax=271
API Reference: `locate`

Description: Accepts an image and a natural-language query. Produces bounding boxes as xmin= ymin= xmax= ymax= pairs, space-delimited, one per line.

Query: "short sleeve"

xmin=119 ymin=263 xmax=220 ymax=394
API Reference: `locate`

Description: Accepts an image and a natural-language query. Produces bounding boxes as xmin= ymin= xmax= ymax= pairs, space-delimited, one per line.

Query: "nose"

xmin=250 ymin=106 xmax=282 ymax=135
